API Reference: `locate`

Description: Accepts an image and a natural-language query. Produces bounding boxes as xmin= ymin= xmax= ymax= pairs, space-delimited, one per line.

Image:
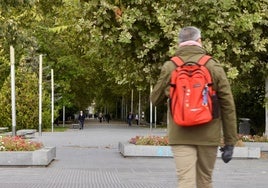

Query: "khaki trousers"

xmin=171 ymin=145 xmax=218 ymax=188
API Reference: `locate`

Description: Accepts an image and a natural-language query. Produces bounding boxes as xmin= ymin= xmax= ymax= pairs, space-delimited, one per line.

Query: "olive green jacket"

xmin=150 ymin=45 xmax=237 ymax=146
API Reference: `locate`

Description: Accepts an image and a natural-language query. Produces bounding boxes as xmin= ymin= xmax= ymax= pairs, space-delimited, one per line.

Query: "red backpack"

xmin=169 ymin=55 xmax=218 ymax=126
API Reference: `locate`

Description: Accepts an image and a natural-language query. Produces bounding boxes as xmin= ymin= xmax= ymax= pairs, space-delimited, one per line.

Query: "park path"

xmin=0 ymin=119 xmax=267 ymax=188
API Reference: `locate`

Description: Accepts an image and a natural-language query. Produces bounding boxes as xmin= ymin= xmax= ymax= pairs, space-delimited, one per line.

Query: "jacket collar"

xmin=179 ymin=40 xmax=202 ymax=47
xmin=175 ymin=45 xmax=206 ymax=57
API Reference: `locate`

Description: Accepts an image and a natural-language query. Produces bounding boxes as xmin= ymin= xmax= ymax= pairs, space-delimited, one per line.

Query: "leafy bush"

xmin=129 ymin=135 xmax=168 ymax=146
xmin=0 ymin=136 xmax=43 ymax=151
xmin=0 ymin=71 xmax=52 ymax=130
xmin=238 ymin=134 xmax=268 ymax=142
xmin=129 ymin=134 xmax=268 ymax=147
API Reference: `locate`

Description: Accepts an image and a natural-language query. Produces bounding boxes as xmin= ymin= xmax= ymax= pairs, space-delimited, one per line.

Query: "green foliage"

xmin=0 ymin=56 xmax=10 ymax=90
xmin=129 ymin=135 xmax=169 ymax=146
xmin=0 ymin=66 xmax=51 ymax=130
xmin=0 ymin=0 xmax=267 ymax=132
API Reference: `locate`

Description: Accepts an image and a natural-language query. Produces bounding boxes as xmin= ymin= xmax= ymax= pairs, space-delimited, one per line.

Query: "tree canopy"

xmin=0 ymin=0 xmax=267 ymax=132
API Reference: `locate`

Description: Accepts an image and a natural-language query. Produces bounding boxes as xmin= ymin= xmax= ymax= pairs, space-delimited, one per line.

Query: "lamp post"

xmin=138 ymin=90 xmax=141 ymax=126
xmin=10 ymin=46 xmax=16 ymax=136
xmin=131 ymin=89 xmax=133 ymax=114
xmin=39 ymin=55 xmax=43 ymax=136
xmin=265 ymin=78 xmax=268 ymax=136
xmin=51 ymin=69 xmax=54 ymax=133
xmin=150 ymin=85 xmax=153 ymax=134
xmin=63 ymin=105 xmax=65 ymax=127
xmin=154 ymin=106 xmax=157 ymax=128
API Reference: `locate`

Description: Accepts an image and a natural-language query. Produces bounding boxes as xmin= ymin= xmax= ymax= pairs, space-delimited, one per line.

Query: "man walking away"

xmin=150 ymin=26 xmax=237 ymax=188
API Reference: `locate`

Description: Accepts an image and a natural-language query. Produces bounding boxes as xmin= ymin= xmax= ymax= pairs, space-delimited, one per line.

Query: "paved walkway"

xmin=0 ymin=119 xmax=267 ymax=188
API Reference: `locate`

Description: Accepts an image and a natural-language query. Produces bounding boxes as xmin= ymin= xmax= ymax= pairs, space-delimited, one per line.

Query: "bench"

xmin=16 ymin=129 xmax=37 ymax=139
xmin=72 ymin=124 xmax=80 ymax=129
xmin=0 ymin=127 xmax=8 ymax=133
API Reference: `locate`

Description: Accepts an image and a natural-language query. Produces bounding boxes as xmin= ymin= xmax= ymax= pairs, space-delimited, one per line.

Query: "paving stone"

xmin=0 ymin=119 xmax=267 ymax=188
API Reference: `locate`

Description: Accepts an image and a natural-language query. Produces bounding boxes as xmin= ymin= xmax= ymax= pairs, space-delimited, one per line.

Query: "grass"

xmin=43 ymin=126 xmax=68 ymax=132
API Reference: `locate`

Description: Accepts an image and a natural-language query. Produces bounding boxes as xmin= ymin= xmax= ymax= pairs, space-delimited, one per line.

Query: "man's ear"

xmin=197 ymin=38 xmax=202 ymax=46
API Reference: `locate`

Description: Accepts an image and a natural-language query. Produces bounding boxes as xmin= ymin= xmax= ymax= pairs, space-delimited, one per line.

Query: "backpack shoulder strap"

xmin=171 ymin=56 xmax=184 ymax=67
xmin=197 ymin=55 xmax=212 ymax=66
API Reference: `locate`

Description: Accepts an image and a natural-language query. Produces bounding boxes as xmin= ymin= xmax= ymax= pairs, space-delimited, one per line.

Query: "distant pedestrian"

xmin=98 ymin=112 xmax=103 ymax=123
xmin=135 ymin=113 xmax=139 ymax=125
xmin=78 ymin=111 xmax=85 ymax=130
xmin=127 ymin=112 xmax=133 ymax=126
xmin=105 ymin=113 xmax=111 ymax=123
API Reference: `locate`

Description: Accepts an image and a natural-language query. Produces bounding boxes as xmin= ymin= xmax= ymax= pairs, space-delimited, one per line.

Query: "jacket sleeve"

xmin=211 ymin=62 xmax=237 ymax=146
xmin=150 ymin=61 xmax=173 ymax=106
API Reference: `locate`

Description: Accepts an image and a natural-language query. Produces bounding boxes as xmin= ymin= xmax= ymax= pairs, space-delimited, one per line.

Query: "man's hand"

xmin=220 ymin=145 xmax=234 ymax=163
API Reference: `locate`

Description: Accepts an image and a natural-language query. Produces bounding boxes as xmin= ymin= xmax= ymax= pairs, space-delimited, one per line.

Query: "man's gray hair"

xmin=178 ymin=26 xmax=201 ymax=43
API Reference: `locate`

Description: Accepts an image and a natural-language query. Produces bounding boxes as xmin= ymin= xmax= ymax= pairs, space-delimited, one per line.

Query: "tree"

xmin=0 ymin=64 xmax=51 ymax=130
xmin=0 ymin=0 xmax=60 ymax=129
xmin=110 ymin=0 xmax=268 ymax=131
xmin=0 ymin=0 xmax=267 ymax=131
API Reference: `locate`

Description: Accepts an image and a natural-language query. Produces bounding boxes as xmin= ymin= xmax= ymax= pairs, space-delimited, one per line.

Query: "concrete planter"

xmin=244 ymin=142 xmax=268 ymax=152
xmin=0 ymin=147 xmax=56 ymax=166
xmin=119 ymin=142 xmax=260 ymax=159
xmin=119 ymin=142 xmax=173 ymax=157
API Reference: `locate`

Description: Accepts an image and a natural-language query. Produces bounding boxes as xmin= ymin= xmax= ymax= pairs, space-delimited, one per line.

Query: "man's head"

xmin=178 ymin=26 xmax=201 ymax=43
